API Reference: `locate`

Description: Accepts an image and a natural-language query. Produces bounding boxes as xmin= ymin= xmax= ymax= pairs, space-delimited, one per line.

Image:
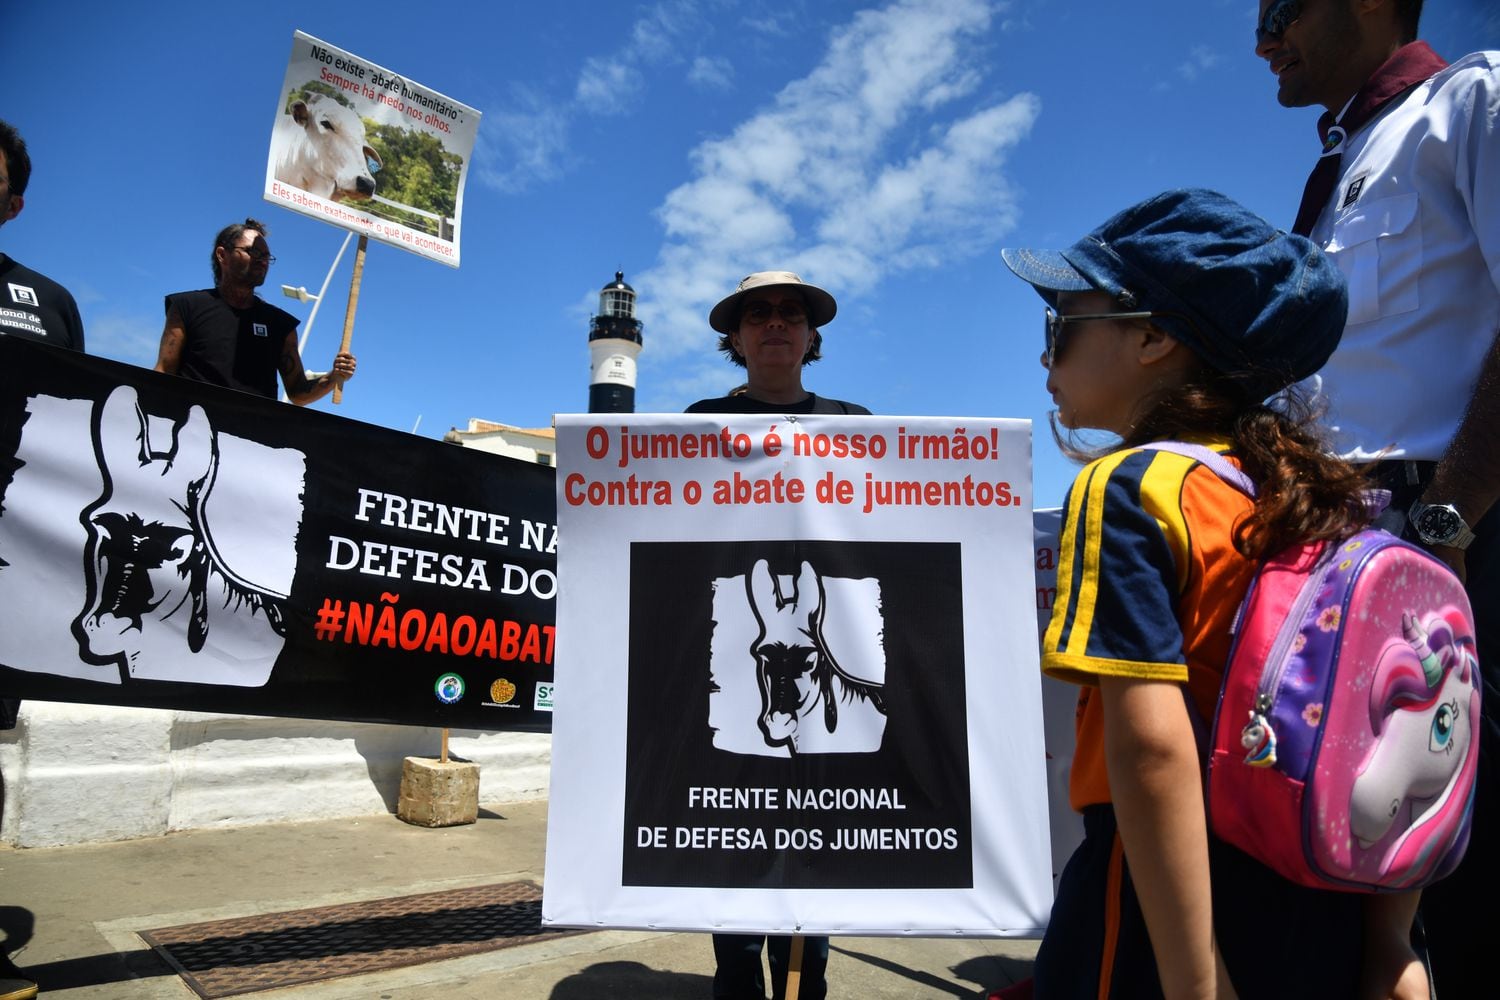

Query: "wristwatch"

xmin=1408 ymin=501 xmax=1477 ymax=550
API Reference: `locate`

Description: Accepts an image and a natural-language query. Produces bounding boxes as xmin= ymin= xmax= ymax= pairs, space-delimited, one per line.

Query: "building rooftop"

xmin=447 ymin=418 xmax=556 ymax=440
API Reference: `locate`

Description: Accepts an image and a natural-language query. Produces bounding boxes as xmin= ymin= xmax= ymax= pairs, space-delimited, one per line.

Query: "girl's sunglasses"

xmin=1043 ymin=307 xmax=1156 ymax=368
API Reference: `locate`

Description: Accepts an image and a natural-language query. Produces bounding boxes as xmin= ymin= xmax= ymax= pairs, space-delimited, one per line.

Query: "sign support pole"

xmin=332 ymin=234 xmax=368 ymax=405
xmin=786 ymin=935 xmax=804 ymax=1000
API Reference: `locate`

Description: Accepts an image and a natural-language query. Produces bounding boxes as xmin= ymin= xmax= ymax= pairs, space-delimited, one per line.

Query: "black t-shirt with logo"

xmin=165 ymin=288 xmax=299 ymax=399
xmin=684 ymin=392 xmax=870 ymax=415
xmin=0 ymin=253 xmax=85 ymax=352
xmin=1 ymin=253 xmax=85 ymax=726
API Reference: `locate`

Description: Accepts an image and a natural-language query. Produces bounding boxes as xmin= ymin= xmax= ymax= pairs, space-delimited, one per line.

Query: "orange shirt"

xmin=1042 ymin=445 xmax=1257 ymax=811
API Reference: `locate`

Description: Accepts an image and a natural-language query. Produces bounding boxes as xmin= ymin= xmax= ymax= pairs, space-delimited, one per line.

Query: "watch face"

xmin=1416 ymin=505 xmax=1463 ymax=543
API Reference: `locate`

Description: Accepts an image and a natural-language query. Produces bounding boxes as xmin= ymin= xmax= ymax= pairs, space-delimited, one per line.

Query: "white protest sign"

xmin=1034 ymin=508 xmax=1085 ymax=891
xmin=264 ymin=31 xmax=480 ymax=268
xmin=543 ymin=414 xmax=1052 ymax=937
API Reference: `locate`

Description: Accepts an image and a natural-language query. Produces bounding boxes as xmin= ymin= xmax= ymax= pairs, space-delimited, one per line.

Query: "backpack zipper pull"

xmin=1241 ymin=695 xmax=1278 ymax=767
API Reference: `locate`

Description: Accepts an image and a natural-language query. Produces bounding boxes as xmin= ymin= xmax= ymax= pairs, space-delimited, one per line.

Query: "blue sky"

xmin=4 ymin=0 xmax=1495 ymax=506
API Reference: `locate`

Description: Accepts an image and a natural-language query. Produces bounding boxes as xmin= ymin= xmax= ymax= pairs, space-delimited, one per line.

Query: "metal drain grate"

xmin=140 ymin=880 xmax=584 ymax=998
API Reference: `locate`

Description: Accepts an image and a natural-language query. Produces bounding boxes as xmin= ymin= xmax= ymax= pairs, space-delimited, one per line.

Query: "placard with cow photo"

xmin=0 ymin=337 xmax=554 ymax=729
xmin=263 ymin=30 xmax=481 ymax=268
xmin=543 ymin=413 xmax=1052 ymax=937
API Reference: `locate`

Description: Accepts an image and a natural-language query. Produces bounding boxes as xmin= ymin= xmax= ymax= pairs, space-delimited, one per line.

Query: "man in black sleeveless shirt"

xmin=155 ymin=218 xmax=356 ymax=404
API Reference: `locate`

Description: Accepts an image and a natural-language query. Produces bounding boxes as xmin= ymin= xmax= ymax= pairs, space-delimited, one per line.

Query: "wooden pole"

xmin=785 ymin=934 xmax=804 ymax=1000
xmin=333 ymin=234 xmax=368 ymax=405
xmin=441 ymin=727 xmax=450 ymax=764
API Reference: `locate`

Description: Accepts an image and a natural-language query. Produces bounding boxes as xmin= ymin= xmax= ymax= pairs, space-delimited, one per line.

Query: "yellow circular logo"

xmin=490 ymin=678 xmax=516 ymax=704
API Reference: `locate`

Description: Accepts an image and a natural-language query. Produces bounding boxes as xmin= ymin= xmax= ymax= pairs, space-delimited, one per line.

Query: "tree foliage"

xmin=286 ymin=80 xmax=353 ymax=113
xmin=364 ymin=123 xmax=462 ymax=236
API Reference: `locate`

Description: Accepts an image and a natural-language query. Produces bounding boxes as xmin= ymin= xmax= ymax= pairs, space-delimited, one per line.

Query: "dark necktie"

xmin=1290 ymin=41 xmax=1449 ymax=237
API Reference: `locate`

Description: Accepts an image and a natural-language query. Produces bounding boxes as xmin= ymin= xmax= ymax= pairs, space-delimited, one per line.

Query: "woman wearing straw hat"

xmin=687 ymin=271 xmax=869 ymax=416
xmin=689 ymin=270 xmax=866 ymax=1000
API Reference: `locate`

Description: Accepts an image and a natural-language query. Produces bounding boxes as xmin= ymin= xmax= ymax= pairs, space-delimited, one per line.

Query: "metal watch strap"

xmin=1409 ymin=501 xmax=1477 ymax=550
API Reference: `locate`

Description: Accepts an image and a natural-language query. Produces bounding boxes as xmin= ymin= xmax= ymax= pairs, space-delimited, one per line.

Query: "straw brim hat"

xmin=709 ymin=271 xmax=837 ymax=334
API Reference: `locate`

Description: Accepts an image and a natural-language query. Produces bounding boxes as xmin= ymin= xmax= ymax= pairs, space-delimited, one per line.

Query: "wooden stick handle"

xmin=441 ymin=727 xmax=449 ymax=764
xmin=785 ymin=934 xmax=804 ymax=1000
xmin=333 ymin=234 xmax=368 ymax=405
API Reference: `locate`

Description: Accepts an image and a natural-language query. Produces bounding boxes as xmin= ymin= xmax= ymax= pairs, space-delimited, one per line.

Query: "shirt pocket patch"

xmin=1326 ymin=192 xmax=1421 ymax=326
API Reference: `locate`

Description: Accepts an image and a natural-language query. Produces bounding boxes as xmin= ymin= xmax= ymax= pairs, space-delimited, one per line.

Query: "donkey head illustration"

xmin=72 ymin=386 xmax=288 ymax=683
xmin=745 ymin=559 xmax=885 ymax=753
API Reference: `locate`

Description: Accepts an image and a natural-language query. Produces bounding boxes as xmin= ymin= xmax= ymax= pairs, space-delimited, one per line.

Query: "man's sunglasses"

xmin=1256 ymin=0 xmax=1302 ymax=45
xmin=741 ymin=300 xmax=808 ymax=325
xmin=1043 ymin=307 xmax=1155 ymax=368
xmin=232 ymin=245 xmax=276 ymax=264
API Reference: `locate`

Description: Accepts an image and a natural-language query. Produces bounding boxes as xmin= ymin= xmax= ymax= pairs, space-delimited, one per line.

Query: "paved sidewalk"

xmin=0 ymin=800 xmax=1037 ymax=999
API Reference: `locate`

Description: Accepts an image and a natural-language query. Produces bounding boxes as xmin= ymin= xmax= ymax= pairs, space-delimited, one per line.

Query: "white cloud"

xmin=739 ymin=9 xmax=796 ymax=37
xmin=89 ymin=311 xmax=166 ymax=367
xmin=1177 ymin=44 xmax=1221 ymax=80
xmin=575 ymin=58 xmax=646 ymax=114
xmin=476 ymin=1 xmax=712 ymax=191
xmin=634 ymin=0 xmax=1040 ymax=359
xmin=643 ymin=359 xmax=749 ymax=410
xmin=631 ymin=0 xmax=707 ymax=61
xmin=688 ymin=55 xmax=735 ymax=90
xmin=472 ymin=91 xmax=572 ymax=194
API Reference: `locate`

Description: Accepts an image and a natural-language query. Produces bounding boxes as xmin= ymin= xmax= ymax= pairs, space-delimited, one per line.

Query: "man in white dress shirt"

xmin=1255 ymin=1 xmax=1498 ymax=993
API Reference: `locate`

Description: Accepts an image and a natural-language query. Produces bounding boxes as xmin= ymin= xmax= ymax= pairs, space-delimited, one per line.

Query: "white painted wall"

xmin=0 ymin=702 xmax=550 ymax=848
xmin=444 ymin=421 xmax=556 ymax=467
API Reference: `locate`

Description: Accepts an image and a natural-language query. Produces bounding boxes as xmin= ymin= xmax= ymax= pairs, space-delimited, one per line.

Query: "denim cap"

xmin=1001 ymin=188 xmax=1348 ymax=398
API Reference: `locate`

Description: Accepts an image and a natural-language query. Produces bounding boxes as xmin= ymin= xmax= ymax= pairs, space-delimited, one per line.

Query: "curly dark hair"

xmin=0 ymin=119 xmax=32 ymax=197
xmin=211 ymin=217 xmax=270 ymax=284
xmin=715 ymin=292 xmax=824 ymax=368
xmin=1056 ymin=334 xmax=1371 ymax=560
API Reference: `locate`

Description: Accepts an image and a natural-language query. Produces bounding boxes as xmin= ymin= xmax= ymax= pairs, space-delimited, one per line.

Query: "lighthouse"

xmin=588 ymin=271 xmax=644 ymax=413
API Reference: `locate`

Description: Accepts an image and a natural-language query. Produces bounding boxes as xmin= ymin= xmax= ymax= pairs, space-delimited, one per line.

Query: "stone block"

xmin=396 ymin=756 xmax=480 ymax=827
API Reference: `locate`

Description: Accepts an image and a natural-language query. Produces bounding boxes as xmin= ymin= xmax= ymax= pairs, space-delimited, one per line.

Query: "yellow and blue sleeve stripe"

xmin=1042 ymin=449 xmax=1200 ymax=686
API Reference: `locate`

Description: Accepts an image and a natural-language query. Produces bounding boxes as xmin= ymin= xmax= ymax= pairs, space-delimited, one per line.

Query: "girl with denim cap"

xmin=1003 ymin=189 xmax=1425 ymax=999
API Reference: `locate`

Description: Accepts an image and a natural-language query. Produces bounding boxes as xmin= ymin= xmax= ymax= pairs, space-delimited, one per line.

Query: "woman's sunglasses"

xmin=741 ymin=300 xmax=808 ymax=325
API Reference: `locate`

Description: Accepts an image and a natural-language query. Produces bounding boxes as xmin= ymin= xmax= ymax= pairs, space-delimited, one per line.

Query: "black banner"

xmin=0 ymin=336 xmax=556 ymax=730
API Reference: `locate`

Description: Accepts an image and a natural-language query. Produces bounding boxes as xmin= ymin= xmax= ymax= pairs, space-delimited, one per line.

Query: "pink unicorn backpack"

xmin=1146 ymin=443 xmax=1480 ymax=892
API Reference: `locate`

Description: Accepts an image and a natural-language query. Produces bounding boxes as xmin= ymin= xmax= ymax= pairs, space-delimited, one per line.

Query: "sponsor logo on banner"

xmin=485 ymin=677 xmax=518 ymax=708
xmin=434 ymin=672 xmax=465 ymax=704
xmin=534 ymin=682 xmax=554 ymax=712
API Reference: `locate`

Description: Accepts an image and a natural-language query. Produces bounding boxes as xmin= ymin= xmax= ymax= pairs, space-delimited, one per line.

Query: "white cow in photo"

xmin=273 ymin=93 xmax=381 ymax=201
